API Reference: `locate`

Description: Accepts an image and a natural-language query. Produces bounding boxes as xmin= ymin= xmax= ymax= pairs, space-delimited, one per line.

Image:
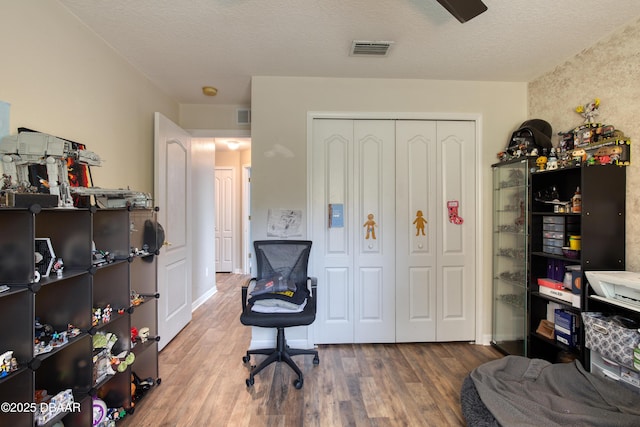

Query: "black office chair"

xmin=240 ymin=240 xmax=319 ymax=389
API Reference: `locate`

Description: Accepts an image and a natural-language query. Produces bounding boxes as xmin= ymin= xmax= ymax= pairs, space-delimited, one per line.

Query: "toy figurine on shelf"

xmin=130 ymin=290 xmax=143 ymax=306
xmin=52 ymin=257 xmax=64 ymax=277
xmin=50 ymin=330 xmax=68 ymax=348
xmin=139 ymin=327 xmax=150 ymax=343
xmin=575 ymin=98 xmax=600 ymax=123
xmin=101 ymin=304 xmax=112 ymax=323
xmin=67 ymin=324 xmax=81 ymax=338
xmin=93 ymin=308 xmax=102 ymax=327
xmin=536 ymin=155 xmax=547 ymax=171
xmin=546 ymin=148 xmax=558 ymax=170
xmin=0 ymin=350 xmax=17 ymax=378
xmin=132 ymin=371 xmax=158 ymax=403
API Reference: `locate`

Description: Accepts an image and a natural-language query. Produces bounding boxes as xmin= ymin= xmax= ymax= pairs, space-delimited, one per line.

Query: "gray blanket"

xmin=470 ymin=356 xmax=640 ymax=427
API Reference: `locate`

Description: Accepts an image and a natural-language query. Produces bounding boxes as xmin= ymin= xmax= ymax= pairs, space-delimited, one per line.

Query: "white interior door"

xmin=395 ymin=120 xmax=476 ymax=342
xmin=353 ymin=120 xmax=396 ymax=343
xmin=312 ymin=119 xmax=395 ymax=344
xmin=395 ymin=120 xmax=438 ymax=342
xmin=312 ymin=119 xmax=355 ymax=344
xmin=436 ymin=120 xmax=476 ymax=341
xmin=215 ymin=168 xmax=234 ymax=272
xmin=154 ymin=112 xmax=192 ymax=350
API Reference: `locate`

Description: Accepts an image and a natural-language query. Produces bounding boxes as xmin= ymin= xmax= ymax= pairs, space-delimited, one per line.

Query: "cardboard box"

xmin=539 ymin=285 xmax=573 ymax=303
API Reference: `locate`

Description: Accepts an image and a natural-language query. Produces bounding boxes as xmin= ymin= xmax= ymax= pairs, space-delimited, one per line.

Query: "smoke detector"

xmin=350 ymin=40 xmax=394 ymax=57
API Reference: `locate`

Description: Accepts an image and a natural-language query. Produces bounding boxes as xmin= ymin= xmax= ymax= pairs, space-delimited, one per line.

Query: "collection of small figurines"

xmin=92 ymin=332 xmax=136 ymax=385
xmin=497 ymin=99 xmax=630 ymax=168
xmin=92 ymin=241 xmax=115 ymax=267
xmin=131 ymin=326 xmax=151 ymax=348
xmin=132 ymin=371 xmax=158 ymax=404
xmin=34 ymin=320 xmax=81 ymax=356
xmin=0 ymin=350 xmax=18 ymax=378
xmin=93 ymin=304 xmax=113 ymax=327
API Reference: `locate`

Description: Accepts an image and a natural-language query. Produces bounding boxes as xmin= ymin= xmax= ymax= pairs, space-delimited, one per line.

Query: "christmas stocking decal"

xmin=447 ymin=201 xmax=464 ymax=225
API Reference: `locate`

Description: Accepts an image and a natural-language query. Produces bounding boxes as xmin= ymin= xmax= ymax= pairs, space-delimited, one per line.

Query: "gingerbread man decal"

xmin=413 ymin=210 xmax=427 ymax=236
xmin=363 ymin=213 xmax=377 ymax=239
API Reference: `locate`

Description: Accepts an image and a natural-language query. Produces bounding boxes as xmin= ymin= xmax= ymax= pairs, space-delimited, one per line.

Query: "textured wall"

xmin=529 ymin=17 xmax=640 ymax=270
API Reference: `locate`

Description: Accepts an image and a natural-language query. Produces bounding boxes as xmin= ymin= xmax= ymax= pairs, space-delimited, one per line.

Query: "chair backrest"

xmin=253 ymin=240 xmax=312 ymax=288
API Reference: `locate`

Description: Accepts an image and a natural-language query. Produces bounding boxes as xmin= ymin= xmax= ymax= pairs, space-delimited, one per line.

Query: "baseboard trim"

xmin=192 ymin=286 xmax=217 ymax=312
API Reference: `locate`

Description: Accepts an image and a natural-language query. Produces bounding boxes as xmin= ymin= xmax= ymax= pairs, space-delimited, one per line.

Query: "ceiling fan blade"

xmin=435 ymin=0 xmax=488 ymax=23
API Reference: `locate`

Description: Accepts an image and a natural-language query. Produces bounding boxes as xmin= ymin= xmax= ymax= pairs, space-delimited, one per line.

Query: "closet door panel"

xmin=396 ymin=120 xmax=438 ymax=342
xmin=312 ymin=119 xmax=355 ymax=344
xmin=436 ymin=121 xmax=476 ymax=341
xmin=409 ymin=266 xmax=434 ymax=317
xmin=442 ymin=266 xmax=465 ymax=318
xmin=326 ymin=135 xmax=350 ymax=254
xmin=354 ymin=120 xmax=396 ymax=343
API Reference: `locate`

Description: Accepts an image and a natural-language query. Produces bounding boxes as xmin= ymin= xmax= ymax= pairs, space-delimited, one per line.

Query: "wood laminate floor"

xmin=122 ymin=273 xmax=503 ymax=426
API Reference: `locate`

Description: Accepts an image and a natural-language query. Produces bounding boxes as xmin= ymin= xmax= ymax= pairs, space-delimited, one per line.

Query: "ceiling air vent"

xmin=350 ymin=40 xmax=394 ymax=57
xmin=236 ymin=108 xmax=251 ymax=125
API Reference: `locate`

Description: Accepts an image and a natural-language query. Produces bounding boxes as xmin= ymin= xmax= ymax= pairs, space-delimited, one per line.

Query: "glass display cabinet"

xmin=491 ymin=158 xmax=532 ymax=356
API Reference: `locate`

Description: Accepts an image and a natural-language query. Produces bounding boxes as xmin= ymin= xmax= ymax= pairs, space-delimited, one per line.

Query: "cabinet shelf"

xmin=531 ymin=251 xmax=580 ymax=263
xmin=530 ymin=332 xmax=581 ymax=355
xmin=0 ymin=366 xmax=27 ymax=384
xmin=0 ymin=207 xmax=160 ymax=426
xmin=34 ymin=332 xmax=88 ymax=360
xmin=530 ymin=291 xmax=578 ymax=310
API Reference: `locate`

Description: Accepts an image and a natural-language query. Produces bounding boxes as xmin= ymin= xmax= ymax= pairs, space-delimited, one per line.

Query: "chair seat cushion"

xmin=240 ymin=295 xmax=316 ymax=328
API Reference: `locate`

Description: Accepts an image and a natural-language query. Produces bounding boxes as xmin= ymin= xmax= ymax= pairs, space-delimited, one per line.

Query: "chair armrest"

xmin=241 ymin=277 xmax=256 ymax=311
xmin=308 ymin=276 xmax=317 ymax=298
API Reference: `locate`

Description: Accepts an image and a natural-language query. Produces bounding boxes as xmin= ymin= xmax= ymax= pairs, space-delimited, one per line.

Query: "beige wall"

xmin=529 ymin=17 xmax=640 ymax=270
xmin=0 ymin=1 xmax=178 ymax=194
xmin=0 ymin=2 xmax=221 ymax=306
xmin=250 ymin=76 xmax=528 ymax=343
xmin=180 ymin=104 xmax=251 ymax=130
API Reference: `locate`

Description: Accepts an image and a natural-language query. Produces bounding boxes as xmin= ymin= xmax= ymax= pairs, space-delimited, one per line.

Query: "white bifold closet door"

xmin=395 ymin=120 xmax=476 ymax=343
xmin=312 ymin=119 xmax=396 ymax=344
xmin=311 ymin=118 xmax=475 ymax=344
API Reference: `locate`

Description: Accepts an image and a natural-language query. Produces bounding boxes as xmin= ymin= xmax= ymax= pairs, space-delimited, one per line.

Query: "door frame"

xmin=189 ymin=128 xmax=251 ymax=275
xmin=306 ymin=111 xmax=485 ymax=345
xmin=242 ymin=164 xmax=252 ymax=274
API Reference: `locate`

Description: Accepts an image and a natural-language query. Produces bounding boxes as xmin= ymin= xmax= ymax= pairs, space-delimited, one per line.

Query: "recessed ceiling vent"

xmin=350 ymin=40 xmax=394 ymax=57
xmin=236 ymin=108 xmax=251 ymax=125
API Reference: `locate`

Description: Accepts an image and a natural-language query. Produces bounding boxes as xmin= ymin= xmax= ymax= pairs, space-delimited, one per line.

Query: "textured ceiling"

xmin=58 ymin=0 xmax=640 ymax=106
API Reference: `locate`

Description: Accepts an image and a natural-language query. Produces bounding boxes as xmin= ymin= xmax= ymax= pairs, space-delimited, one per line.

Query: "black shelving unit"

xmin=527 ymin=164 xmax=626 ymax=366
xmin=0 ymin=205 xmax=160 ymax=426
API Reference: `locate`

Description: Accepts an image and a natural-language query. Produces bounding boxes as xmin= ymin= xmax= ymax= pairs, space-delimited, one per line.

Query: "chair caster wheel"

xmin=313 ymin=356 xmax=320 ymax=365
xmin=293 ymin=378 xmax=303 ymax=389
xmin=242 ymin=355 xmax=250 ymax=363
xmin=246 ymin=376 xmax=254 ymax=387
